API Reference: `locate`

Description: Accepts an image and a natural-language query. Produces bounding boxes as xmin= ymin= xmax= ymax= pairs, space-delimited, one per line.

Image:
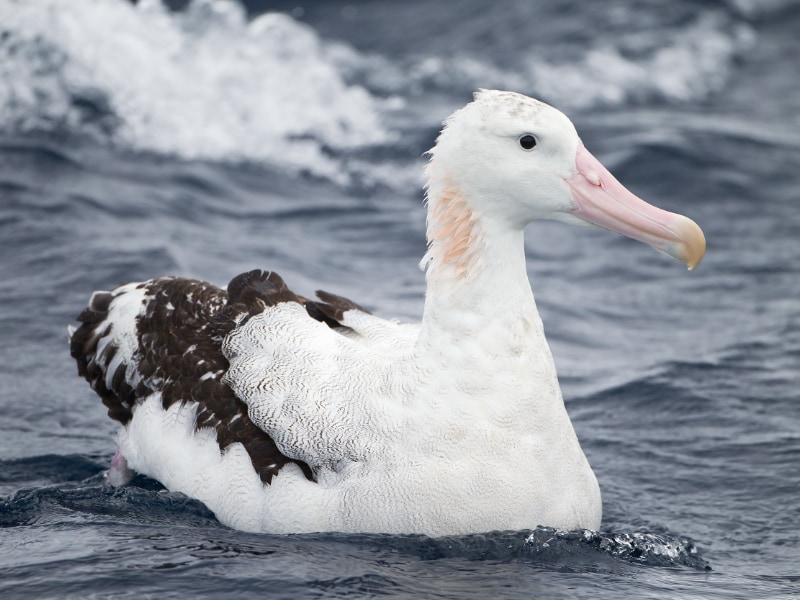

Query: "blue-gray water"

xmin=1 ymin=0 xmax=798 ymax=597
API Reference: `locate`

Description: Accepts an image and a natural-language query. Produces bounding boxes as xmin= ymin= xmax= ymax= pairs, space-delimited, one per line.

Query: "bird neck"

xmin=412 ymin=169 xmax=567 ymax=426
xmin=417 ymin=175 xmax=545 ymax=364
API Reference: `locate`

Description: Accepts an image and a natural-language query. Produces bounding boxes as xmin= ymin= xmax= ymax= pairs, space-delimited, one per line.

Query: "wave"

xmin=0 ymin=0 xmax=392 ymax=180
xmin=0 ymin=454 xmax=710 ymax=571
xmin=0 ymin=0 xmax=759 ymax=179
xmin=343 ymin=10 xmax=756 ymax=110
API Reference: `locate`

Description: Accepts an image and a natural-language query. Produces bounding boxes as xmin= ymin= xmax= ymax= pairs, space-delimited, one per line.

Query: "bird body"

xmin=70 ymin=90 xmax=704 ymax=535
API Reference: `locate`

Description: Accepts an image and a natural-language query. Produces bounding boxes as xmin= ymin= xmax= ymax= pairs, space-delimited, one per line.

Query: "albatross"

xmin=70 ymin=90 xmax=705 ymax=536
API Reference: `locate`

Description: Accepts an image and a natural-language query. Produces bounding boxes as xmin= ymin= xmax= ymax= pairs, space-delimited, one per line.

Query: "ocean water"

xmin=1 ymin=0 xmax=798 ymax=597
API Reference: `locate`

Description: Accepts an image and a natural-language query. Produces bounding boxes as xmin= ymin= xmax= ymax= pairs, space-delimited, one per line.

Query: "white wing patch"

xmin=335 ymin=309 xmax=420 ymax=356
xmin=222 ymin=302 xmax=412 ymax=472
xmin=92 ymin=282 xmax=149 ymax=390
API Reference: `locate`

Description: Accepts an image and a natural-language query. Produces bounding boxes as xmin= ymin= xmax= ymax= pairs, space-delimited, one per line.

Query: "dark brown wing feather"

xmin=70 ymin=269 xmax=367 ymax=484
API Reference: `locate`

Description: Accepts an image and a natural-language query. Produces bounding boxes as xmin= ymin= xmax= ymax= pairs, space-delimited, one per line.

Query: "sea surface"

xmin=1 ymin=0 xmax=798 ymax=597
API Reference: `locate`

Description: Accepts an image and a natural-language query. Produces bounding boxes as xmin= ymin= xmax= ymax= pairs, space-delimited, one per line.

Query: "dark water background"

xmin=1 ymin=0 xmax=799 ymax=597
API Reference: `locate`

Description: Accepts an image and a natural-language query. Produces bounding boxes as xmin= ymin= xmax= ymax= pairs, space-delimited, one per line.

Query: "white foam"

xmin=526 ymin=13 xmax=756 ymax=109
xmin=348 ymin=12 xmax=755 ymax=111
xmin=0 ymin=0 xmax=756 ymax=185
xmin=0 ymin=0 xmax=391 ymax=180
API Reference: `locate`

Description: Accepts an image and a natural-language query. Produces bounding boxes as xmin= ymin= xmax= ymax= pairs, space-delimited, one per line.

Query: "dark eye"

xmin=519 ymin=134 xmax=537 ymax=150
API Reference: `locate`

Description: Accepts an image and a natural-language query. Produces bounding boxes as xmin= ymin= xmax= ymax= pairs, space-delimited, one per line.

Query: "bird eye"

xmin=519 ymin=134 xmax=537 ymax=150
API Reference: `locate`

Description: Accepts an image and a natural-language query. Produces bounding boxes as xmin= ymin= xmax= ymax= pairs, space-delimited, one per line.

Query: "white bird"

xmin=70 ymin=90 xmax=705 ymax=536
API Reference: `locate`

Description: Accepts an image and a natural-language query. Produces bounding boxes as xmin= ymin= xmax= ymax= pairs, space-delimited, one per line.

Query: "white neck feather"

xmin=416 ymin=166 xmax=562 ymax=417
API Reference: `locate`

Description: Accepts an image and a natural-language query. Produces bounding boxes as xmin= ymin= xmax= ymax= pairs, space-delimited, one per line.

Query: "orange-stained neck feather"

xmin=424 ymin=180 xmax=485 ymax=279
